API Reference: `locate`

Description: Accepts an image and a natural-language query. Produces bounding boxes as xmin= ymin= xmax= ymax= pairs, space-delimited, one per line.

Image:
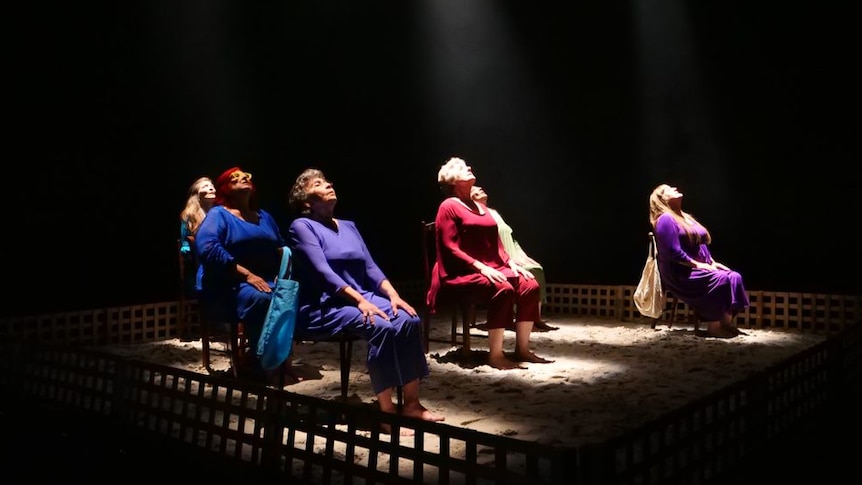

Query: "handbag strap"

xmin=277 ymin=246 xmax=292 ymax=280
xmin=647 ymin=232 xmax=658 ymax=259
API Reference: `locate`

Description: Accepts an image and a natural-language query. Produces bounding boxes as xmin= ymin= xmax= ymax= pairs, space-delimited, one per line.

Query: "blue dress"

xmin=653 ymin=213 xmax=749 ymax=321
xmin=195 ymin=205 xmax=285 ymax=349
xmin=289 ymin=217 xmax=429 ymax=394
xmin=179 ymin=221 xmax=204 ymax=295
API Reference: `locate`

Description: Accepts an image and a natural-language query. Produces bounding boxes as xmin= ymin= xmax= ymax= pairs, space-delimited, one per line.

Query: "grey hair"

xmin=288 ymin=168 xmax=326 ymax=215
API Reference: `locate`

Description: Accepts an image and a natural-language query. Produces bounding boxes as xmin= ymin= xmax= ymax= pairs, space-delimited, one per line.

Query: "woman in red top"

xmin=428 ymin=157 xmax=553 ymax=369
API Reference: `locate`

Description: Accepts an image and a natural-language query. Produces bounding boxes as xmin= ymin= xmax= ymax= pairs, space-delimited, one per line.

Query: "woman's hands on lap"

xmin=389 ymin=296 xmax=417 ymax=318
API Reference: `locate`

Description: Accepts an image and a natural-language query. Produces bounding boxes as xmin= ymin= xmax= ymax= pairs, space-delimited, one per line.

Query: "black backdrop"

xmin=8 ymin=1 xmax=859 ymax=317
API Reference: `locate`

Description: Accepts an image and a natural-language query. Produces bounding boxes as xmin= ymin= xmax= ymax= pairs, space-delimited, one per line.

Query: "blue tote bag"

xmin=257 ymin=246 xmax=300 ymax=370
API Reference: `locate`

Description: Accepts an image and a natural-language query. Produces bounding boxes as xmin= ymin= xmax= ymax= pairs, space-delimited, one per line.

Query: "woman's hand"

xmin=714 ymin=261 xmax=731 ymax=271
xmin=245 ymin=273 xmax=272 ymax=292
xmin=358 ymin=300 xmax=388 ymax=325
xmin=510 ymin=263 xmax=535 ymax=279
xmin=693 ymin=261 xmax=717 ymax=272
xmin=479 ymin=265 xmax=507 ymax=283
xmin=389 ymin=295 xmax=417 ymax=318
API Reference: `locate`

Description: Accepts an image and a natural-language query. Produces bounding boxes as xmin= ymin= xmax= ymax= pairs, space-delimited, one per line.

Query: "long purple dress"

xmin=195 ymin=205 xmax=285 ymax=349
xmin=288 ymin=217 xmax=429 ymax=394
xmin=653 ymin=213 xmax=749 ymax=321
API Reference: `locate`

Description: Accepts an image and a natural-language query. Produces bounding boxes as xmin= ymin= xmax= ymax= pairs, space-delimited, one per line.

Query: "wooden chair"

xmin=177 ymin=238 xmax=247 ymax=378
xmin=198 ymin=296 xmax=249 ymax=379
xmin=176 ymin=239 xmax=195 ymax=341
xmin=646 ymin=233 xmax=699 ymax=332
xmin=650 ymin=290 xmax=681 ymax=329
xmin=421 ymin=221 xmax=479 ymax=356
xmin=292 ymin=332 xmax=361 ymax=401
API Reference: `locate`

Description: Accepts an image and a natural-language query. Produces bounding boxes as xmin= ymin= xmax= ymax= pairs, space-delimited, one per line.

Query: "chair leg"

xmin=670 ymin=296 xmax=679 ymax=326
xmin=338 ymin=339 xmax=352 ymax=401
xmin=422 ymin=307 xmax=431 ymax=353
xmin=201 ymin=320 xmax=214 ymax=373
xmin=450 ymin=310 xmax=458 ymax=346
xmin=460 ymin=303 xmax=474 ymax=357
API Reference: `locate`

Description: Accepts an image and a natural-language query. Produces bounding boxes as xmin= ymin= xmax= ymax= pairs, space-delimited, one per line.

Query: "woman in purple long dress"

xmin=287 ymin=168 xmax=443 ymax=429
xmin=649 ymin=184 xmax=750 ymax=338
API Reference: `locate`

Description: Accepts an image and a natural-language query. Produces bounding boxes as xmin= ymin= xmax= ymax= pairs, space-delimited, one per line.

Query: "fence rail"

xmin=1 ymin=283 xmax=860 ymax=484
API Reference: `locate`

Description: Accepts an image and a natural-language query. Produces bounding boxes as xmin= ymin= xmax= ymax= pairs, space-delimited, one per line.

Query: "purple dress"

xmin=653 ymin=213 xmax=749 ymax=321
xmin=195 ymin=205 xmax=285 ymax=349
xmin=289 ymin=217 xmax=429 ymax=394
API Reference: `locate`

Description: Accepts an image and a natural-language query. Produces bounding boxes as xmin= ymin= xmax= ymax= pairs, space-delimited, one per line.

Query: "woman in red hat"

xmin=195 ymin=167 xmax=286 ymax=373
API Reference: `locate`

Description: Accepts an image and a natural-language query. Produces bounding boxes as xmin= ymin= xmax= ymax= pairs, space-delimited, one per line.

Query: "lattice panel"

xmin=546 ymin=284 xmax=860 ymax=333
xmin=2 ymin=344 xmax=565 ymax=485
xmin=0 ymin=301 xmax=182 ymax=346
xmin=546 ymin=285 xmax=623 ymax=319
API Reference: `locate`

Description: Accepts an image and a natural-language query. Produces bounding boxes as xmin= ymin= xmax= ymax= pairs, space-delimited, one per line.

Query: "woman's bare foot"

xmin=704 ymin=321 xmax=736 ymax=338
xmin=488 ymin=354 xmax=527 ymax=370
xmin=402 ymin=402 xmax=445 ymax=422
xmin=280 ymin=362 xmax=304 ymax=384
xmin=379 ymin=423 xmax=415 ymax=436
xmin=513 ymin=350 xmax=554 ymax=363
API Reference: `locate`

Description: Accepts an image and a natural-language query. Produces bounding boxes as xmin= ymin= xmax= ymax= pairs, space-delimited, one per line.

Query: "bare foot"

xmin=280 ymin=363 xmax=304 ymax=383
xmin=380 ymin=423 xmax=415 ymax=436
xmin=704 ymin=321 xmax=736 ymax=338
xmin=402 ymin=402 xmax=445 ymax=422
xmin=265 ymin=368 xmax=301 ymax=387
xmin=513 ymin=351 xmax=555 ymax=364
xmin=488 ymin=354 xmax=527 ymax=370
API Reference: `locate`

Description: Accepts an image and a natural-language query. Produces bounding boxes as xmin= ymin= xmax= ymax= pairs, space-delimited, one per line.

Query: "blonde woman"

xmin=649 ymin=184 xmax=750 ymax=338
xmin=179 ymin=176 xmax=216 ymax=294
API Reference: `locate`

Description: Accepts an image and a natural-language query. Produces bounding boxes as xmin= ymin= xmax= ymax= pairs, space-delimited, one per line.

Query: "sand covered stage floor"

xmin=101 ymin=314 xmax=826 ymax=449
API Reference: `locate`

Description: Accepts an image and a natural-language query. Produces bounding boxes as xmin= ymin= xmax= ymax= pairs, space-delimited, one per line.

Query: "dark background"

xmin=8 ymin=1 xmax=859 ymax=318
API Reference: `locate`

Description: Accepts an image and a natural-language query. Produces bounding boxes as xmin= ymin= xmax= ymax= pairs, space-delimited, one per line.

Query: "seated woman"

xmin=649 ymin=184 xmax=750 ymax=338
xmin=195 ymin=167 xmax=286 ymax=374
xmin=428 ymin=157 xmax=553 ymax=369
xmin=287 ymin=168 xmax=443 ymax=428
xmin=179 ymin=176 xmax=216 ymax=296
xmin=470 ymin=185 xmax=557 ymax=331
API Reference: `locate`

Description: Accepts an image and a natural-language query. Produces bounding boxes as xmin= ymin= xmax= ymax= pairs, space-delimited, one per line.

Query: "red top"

xmin=426 ymin=197 xmax=515 ymax=311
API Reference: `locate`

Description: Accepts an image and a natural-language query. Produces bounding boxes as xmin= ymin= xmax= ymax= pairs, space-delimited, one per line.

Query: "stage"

xmin=102 ymin=314 xmax=826 ymax=449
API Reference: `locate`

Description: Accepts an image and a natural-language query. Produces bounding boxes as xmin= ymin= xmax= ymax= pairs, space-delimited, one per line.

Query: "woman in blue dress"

xmin=287 ymin=168 xmax=443 ymax=427
xmin=195 ymin=167 xmax=285 ymax=359
xmin=649 ymin=184 xmax=750 ymax=338
xmin=179 ymin=176 xmax=215 ymax=296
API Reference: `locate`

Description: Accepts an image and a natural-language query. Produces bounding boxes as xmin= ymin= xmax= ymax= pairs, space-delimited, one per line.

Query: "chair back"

xmin=421 ymin=221 xmax=436 ymax=289
xmin=177 ymin=238 xmax=194 ymax=339
xmin=419 ymin=220 xmax=480 ymax=354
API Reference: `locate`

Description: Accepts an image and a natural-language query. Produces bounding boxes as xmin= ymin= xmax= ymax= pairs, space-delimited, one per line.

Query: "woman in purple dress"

xmin=195 ymin=167 xmax=285 ymax=358
xmin=649 ymin=184 xmax=750 ymax=338
xmin=287 ymin=168 xmax=443 ymax=428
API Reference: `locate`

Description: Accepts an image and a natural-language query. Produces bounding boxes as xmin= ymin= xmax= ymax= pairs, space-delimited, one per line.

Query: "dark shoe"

xmin=532 ymin=321 xmax=559 ymax=332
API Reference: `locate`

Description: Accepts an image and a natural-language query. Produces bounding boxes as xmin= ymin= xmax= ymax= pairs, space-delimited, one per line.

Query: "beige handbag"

xmin=633 ymin=232 xmax=666 ymax=318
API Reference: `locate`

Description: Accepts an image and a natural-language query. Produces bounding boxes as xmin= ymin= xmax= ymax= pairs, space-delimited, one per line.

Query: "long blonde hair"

xmin=648 ymin=184 xmax=711 ymax=245
xmin=180 ymin=177 xmax=213 ymax=236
